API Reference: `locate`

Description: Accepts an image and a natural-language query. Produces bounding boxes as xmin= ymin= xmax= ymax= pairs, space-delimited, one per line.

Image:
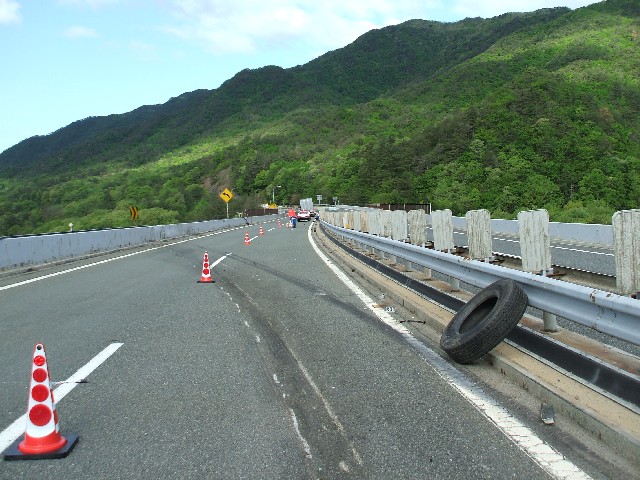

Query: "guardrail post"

xmin=518 ymin=209 xmax=557 ymax=331
xmin=391 ymin=210 xmax=408 ymax=242
xmin=408 ymin=209 xmax=432 ymax=279
xmin=370 ymin=209 xmax=383 ymax=236
xmin=518 ymin=209 xmax=552 ymax=274
xmin=408 ymin=209 xmax=428 ymax=245
xmin=433 ymin=209 xmax=458 ymax=291
xmin=613 ymin=209 xmax=640 ymax=297
xmin=360 ymin=211 xmax=369 ymax=233
xmin=382 ymin=210 xmax=393 ymax=238
xmin=466 ymin=209 xmax=493 ymax=261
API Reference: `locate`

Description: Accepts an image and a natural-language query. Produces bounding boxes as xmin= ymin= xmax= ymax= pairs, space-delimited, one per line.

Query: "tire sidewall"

xmin=440 ymin=279 xmax=524 ymax=353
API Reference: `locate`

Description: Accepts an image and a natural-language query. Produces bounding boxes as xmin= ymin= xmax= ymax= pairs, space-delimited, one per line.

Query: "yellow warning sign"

xmin=219 ymin=188 xmax=233 ymax=203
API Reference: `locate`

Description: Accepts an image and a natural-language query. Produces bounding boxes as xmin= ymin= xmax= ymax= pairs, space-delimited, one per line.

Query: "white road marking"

xmin=210 ymin=254 xmax=229 ymax=268
xmin=492 ymin=237 xmax=613 ymax=256
xmin=0 ymin=227 xmax=242 ymax=292
xmin=289 ymin=408 xmax=312 ymax=458
xmin=549 ymin=245 xmax=613 ymax=256
xmin=308 ymin=227 xmax=592 ymax=480
xmin=0 ymin=342 xmax=123 ymax=453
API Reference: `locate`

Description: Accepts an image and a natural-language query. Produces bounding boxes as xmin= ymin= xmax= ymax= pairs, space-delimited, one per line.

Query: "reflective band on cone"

xmin=2 ymin=343 xmax=78 ymax=460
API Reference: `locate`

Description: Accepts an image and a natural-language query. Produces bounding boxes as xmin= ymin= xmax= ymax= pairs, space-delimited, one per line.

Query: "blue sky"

xmin=0 ymin=0 xmax=600 ymax=154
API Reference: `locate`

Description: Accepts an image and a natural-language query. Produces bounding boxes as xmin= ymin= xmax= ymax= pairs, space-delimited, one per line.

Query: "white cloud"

xmin=163 ymin=0 xmax=413 ymax=55
xmin=0 ymin=0 xmax=21 ymax=25
xmin=162 ymin=0 xmax=599 ymax=58
xmin=57 ymin=0 xmax=119 ymax=7
xmin=63 ymin=25 xmax=99 ymax=38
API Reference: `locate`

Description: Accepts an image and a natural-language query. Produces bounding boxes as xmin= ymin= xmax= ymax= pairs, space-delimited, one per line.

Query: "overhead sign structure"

xmin=129 ymin=206 xmax=139 ymax=220
xmin=219 ymin=188 xmax=233 ymax=203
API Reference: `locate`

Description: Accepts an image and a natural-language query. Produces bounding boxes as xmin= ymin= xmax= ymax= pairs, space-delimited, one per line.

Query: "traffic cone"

xmin=244 ymin=231 xmax=251 ymax=245
xmin=2 ymin=343 xmax=78 ymax=460
xmin=277 ymin=219 xmax=282 ymax=228
xmin=259 ymin=225 xmax=264 ymax=236
xmin=197 ymin=251 xmax=214 ymax=283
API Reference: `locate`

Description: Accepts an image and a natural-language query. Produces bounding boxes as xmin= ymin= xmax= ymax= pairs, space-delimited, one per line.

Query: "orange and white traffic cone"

xmin=2 ymin=343 xmax=78 ymax=460
xmin=277 ymin=219 xmax=282 ymax=228
xmin=259 ymin=225 xmax=264 ymax=236
xmin=197 ymin=251 xmax=214 ymax=283
xmin=244 ymin=231 xmax=251 ymax=245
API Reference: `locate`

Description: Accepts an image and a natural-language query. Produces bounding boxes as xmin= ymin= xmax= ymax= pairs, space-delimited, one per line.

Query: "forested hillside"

xmin=0 ymin=0 xmax=638 ymax=235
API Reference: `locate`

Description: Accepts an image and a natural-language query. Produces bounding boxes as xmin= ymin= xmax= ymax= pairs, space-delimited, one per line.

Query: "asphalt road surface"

xmin=0 ymin=219 xmax=621 ymax=479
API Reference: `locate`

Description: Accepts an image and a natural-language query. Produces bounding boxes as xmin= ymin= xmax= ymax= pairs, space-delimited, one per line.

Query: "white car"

xmin=297 ymin=210 xmax=311 ymax=221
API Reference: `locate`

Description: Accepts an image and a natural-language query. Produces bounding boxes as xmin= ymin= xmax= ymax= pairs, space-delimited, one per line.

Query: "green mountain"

xmin=1 ymin=0 xmax=638 ymax=235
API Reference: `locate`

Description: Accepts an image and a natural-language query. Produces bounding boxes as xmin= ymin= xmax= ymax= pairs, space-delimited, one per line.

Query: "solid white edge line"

xmin=0 ymin=342 xmax=124 ymax=453
xmin=0 ymin=226 xmax=245 ymax=292
xmin=307 ymin=226 xmax=592 ymax=480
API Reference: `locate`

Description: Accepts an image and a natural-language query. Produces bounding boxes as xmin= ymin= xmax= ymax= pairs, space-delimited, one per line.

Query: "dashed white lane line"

xmin=0 ymin=342 xmax=124 ymax=453
xmin=492 ymin=237 xmax=613 ymax=256
xmin=308 ymin=227 xmax=592 ymax=480
xmin=210 ymin=254 xmax=229 ymax=268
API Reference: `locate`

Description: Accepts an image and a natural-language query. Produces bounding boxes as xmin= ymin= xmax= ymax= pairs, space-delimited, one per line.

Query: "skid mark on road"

xmin=221 ymin=277 xmax=364 ymax=475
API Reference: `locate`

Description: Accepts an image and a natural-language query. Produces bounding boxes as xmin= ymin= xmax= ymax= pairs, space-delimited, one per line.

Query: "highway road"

xmin=450 ymin=231 xmax=616 ymax=276
xmin=0 ymin=219 xmax=627 ymax=479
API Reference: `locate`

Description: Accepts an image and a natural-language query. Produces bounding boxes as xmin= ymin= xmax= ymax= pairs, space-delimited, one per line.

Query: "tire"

xmin=440 ymin=279 xmax=528 ymax=364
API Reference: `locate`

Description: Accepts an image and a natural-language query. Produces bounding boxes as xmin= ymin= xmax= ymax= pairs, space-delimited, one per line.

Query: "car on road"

xmin=297 ymin=210 xmax=311 ymax=221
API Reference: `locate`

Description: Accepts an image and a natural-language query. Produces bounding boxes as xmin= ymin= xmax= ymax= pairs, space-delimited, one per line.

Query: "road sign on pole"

xmin=219 ymin=188 xmax=233 ymax=219
xmin=219 ymin=188 xmax=233 ymax=203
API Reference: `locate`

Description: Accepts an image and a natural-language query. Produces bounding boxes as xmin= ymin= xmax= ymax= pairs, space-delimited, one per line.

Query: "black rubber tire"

xmin=440 ymin=279 xmax=528 ymax=364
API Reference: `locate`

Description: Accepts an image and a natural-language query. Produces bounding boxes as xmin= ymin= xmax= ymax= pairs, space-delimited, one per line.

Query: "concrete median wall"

xmin=0 ymin=216 xmax=272 ymax=271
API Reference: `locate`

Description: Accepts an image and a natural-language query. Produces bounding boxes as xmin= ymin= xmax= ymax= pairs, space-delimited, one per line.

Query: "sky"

xmin=0 ymin=0 xmax=602 ymax=154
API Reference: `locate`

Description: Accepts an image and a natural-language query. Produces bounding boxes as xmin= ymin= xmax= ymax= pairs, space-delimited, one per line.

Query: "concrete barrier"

xmin=466 ymin=209 xmax=492 ymax=260
xmin=369 ymin=210 xmax=384 ymax=236
xmin=518 ymin=209 xmax=552 ymax=274
xmin=391 ymin=210 xmax=408 ymax=241
xmin=0 ymin=216 xmax=271 ymax=271
xmin=432 ymin=209 xmax=454 ymax=252
xmin=407 ymin=210 xmax=428 ymax=245
xmin=613 ymin=209 xmax=640 ymax=296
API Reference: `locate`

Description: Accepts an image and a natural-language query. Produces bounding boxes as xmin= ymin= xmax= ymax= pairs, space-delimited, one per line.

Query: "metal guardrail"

xmin=319 ymin=223 xmax=640 ymax=409
xmin=322 ymin=221 xmax=640 ymax=346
